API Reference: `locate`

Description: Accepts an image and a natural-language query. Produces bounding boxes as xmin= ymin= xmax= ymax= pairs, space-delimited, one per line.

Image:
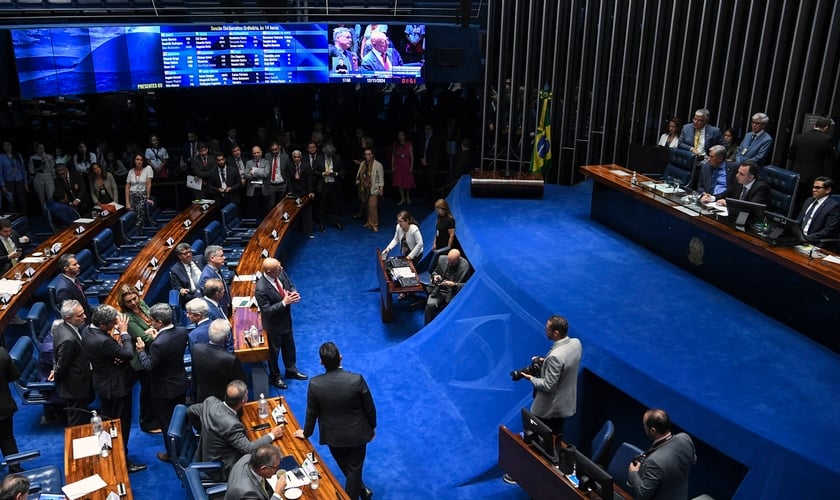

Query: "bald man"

xmin=254 ymin=258 xmax=307 ymax=390
xmin=361 ymin=31 xmax=403 ymax=72
xmin=425 ymin=249 xmax=470 ymax=324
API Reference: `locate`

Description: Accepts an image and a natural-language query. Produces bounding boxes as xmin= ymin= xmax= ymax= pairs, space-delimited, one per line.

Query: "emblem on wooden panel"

xmin=687 ymin=236 xmax=704 ymax=266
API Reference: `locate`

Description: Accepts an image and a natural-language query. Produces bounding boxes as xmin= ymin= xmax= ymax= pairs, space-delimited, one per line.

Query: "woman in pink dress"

xmin=391 ymin=131 xmax=415 ymax=205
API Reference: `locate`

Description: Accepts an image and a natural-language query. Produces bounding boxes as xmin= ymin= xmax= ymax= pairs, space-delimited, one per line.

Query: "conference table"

xmin=230 ymin=197 xmax=309 ymax=396
xmin=242 ymin=396 xmax=350 ymax=499
xmin=498 ymin=426 xmax=632 ymax=500
xmin=374 ymin=249 xmax=423 ymax=323
xmin=580 ymin=164 xmax=840 ymax=352
xmin=0 ymin=208 xmax=124 ymax=335
xmin=64 ymin=420 xmax=132 ymax=500
xmin=102 ymin=203 xmax=219 ymax=306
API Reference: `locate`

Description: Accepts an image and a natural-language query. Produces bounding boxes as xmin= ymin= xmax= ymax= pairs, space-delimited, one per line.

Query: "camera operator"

xmin=424 ymin=249 xmax=470 ymax=324
xmin=504 ymin=315 xmax=581 ymax=486
xmin=628 ymin=408 xmax=696 ymax=499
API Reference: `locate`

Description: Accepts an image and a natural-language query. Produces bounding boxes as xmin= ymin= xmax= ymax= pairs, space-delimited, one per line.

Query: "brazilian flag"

xmin=531 ymin=89 xmax=552 ymax=173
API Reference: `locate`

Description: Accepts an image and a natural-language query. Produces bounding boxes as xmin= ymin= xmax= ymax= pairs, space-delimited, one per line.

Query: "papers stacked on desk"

xmin=62 ymin=474 xmax=107 ymax=500
xmin=0 ymin=279 xmax=23 ymax=295
xmin=391 ymin=267 xmax=415 ymax=279
xmin=20 ymin=256 xmax=46 ymax=264
xmin=73 ymin=218 xmax=96 ymax=224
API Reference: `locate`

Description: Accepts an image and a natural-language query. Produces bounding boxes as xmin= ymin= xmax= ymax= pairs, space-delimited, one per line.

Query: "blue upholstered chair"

xmin=590 ymin=420 xmax=615 ymax=466
xmin=662 ymin=148 xmax=697 ymax=187
xmin=8 ymin=336 xmax=55 ymax=407
xmin=607 ymin=442 xmax=645 ymax=491
xmin=759 ymin=165 xmax=800 ymax=218
xmin=1 ymin=450 xmax=63 ymax=497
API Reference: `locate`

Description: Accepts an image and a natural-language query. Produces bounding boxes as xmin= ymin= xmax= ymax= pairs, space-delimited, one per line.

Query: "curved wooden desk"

xmin=64 ymin=420 xmax=132 ymax=500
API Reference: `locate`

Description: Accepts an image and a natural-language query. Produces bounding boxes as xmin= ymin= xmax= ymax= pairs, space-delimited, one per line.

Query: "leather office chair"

xmin=168 ymin=404 xmax=225 ymax=489
xmin=25 ymin=302 xmax=51 ymax=343
xmin=607 ymin=442 xmax=645 ymax=491
xmin=185 ymin=463 xmax=227 ymax=500
xmin=118 ymin=211 xmax=154 ymax=245
xmin=8 ymin=335 xmax=55 ymax=407
xmin=1 ymin=450 xmax=63 ymax=496
xmin=759 ymin=165 xmax=800 ymax=218
xmin=220 ymin=203 xmax=257 ymax=243
xmin=662 ymin=148 xmax=697 ymax=187
xmin=92 ymin=228 xmax=138 ymax=273
xmin=203 ymin=221 xmax=242 ymax=270
xmin=590 ymin=420 xmax=615 ymax=466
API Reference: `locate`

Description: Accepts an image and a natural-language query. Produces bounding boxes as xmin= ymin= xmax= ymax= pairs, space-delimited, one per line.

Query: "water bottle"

xmin=631 ymin=171 xmax=638 ymax=186
xmin=258 ymin=393 xmax=269 ymax=419
xmin=91 ymin=410 xmax=103 ymax=435
xmin=250 ymin=325 xmax=259 ymax=345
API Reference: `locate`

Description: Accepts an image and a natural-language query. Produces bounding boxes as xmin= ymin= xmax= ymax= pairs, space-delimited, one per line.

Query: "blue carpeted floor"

xmin=11 ymin=176 xmax=840 ymax=499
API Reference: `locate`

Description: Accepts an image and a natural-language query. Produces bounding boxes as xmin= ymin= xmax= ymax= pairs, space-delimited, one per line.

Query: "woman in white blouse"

xmin=657 ymin=117 xmax=680 ymax=148
xmin=381 ymin=210 xmax=424 ymax=261
xmin=125 ymin=153 xmax=154 ymax=228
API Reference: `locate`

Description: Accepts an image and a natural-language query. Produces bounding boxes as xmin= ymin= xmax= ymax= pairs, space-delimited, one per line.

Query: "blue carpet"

xmin=10 ymin=177 xmax=840 ymax=499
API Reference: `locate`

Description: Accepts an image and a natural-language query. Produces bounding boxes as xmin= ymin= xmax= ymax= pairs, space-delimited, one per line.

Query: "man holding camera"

xmin=505 ymin=315 xmax=581 ymax=485
xmin=628 ymin=408 xmax=696 ymax=500
xmin=424 ymin=249 xmax=470 ymax=324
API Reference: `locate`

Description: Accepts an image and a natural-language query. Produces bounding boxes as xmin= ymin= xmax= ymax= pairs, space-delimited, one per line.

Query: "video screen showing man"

xmin=329 ymin=26 xmax=360 ymax=74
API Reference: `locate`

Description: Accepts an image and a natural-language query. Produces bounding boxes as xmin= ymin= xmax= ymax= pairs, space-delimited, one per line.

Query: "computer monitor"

xmin=520 ymin=408 xmax=559 ymax=465
xmin=764 ymin=211 xmax=807 ymax=246
xmin=724 ymin=198 xmax=767 ymax=227
xmin=572 ymin=447 xmax=615 ymax=498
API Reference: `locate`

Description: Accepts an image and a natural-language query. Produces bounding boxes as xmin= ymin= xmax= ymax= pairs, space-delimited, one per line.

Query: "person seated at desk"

xmin=170 ymin=243 xmax=205 ymax=305
xmin=186 ymin=380 xmax=285 ymax=479
xmin=695 ymin=145 xmax=732 ymax=197
xmin=425 ymin=249 xmax=470 ymax=324
xmin=700 ymin=161 xmax=769 ymax=206
xmin=46 ymin=190 xmax=81 ymax=230
xmin=191 ymin=320 xmax=244 ymax=403
xmin=798 ymin=176 xmax=840 ymax=249
xmin=381 ymin=210 xmax=424 ymax=262
xmin=0 ymin=218 xmax=27 ymax=276
xmin=0 ymin=475 xmax=29 ymax=500
xmin=225 ymin=444 xmax=287 ymax=500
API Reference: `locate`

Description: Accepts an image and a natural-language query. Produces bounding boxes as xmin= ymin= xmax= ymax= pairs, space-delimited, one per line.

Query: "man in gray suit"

xmin=628 ymin=408 xmax=696 ymax=500
xmin=50 ymin=299 xmax=92 ymax=426
xmin=243 ymin=145 xmax=269 ymax=218
xmin=187 ymin=380 xmax=285 ymax=478
xmin=294 ymin=342 xmax=376 ymax=500
xmin=224 ymin=445 xmax=287 ymax=500
xmin=424 ymin=249 xmax=471 ymax=324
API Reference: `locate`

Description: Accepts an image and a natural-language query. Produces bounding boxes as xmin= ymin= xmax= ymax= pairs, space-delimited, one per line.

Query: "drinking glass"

xmin=309 ymin=471 xmax=319 ymax=490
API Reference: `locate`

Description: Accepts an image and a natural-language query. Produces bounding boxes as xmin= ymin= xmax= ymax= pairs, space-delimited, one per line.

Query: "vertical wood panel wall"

xmin=481 ymin=0 xmax=840 ymax=185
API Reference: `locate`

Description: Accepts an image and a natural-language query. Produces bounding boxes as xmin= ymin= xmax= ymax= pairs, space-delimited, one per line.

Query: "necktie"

xmin=382 ymin=53 xmax=390 ymax=70
xmin=739 ymin=186 xmax=748 ymax=200
xmin=803 ymin=200 xmax=820 ymax=234
xmin=693 ymin=130 xmax=700 ymax=149
xmin=187 ymin=263 xmax=199 ymax=291
xmin=272 ymin=157 xmax=278 ymax=182
xmin=3 ymin=238 xmax=16 ymax=266
xmin=263 ymin=479 xmax=273 ymax=497
xmin=74 ymin=279 xmax=84 ymax=294
xmin=295 ymin=163 xmax=301 ymax=178
xmin=202 ymin=157 xmax=207 ymax=168
xmin=275 ymin=277 xmax=286 ymax=298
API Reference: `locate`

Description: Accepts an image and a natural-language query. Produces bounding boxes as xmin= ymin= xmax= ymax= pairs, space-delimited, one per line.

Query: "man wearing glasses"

xmin=169 ymin=242 xmax=205 ymax=305
xmin=735 ymin=112 xmax=774 ymax=166
xmin=798 ymin=177 xmax=840 ymax=250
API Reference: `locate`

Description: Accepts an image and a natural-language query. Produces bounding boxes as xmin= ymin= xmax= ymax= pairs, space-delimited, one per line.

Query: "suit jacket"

xmin=187 ymin=396 xmax=274 ymax=474
xmin=313 ymin=154 xmax=343 ymax=193
xmin=798 ymin=195 xmax=840 ymax=243
xmin=47 ymin=200 xmax=81 ymax=230
xmin=265 ymin=153 xmax=291 ymax=194
xmin=169 ymin=256 xmax=206 ymax=303
xmin=52 ymin=321 xmax=92 ymax=401
xmin=0 ymin=230 xmax=21 ymax=275
xmin=199 ymin=264 xmax=231 ymax=316
xmin=81 ymin=326 xmax=135 ymax=400
xmin=0 ymin=347 xmax=20 ymax=419
xmin=206 ymin=163 xmax=243 ymax=203
xmin=254 ymin=271 xmax=296 ymax=337
xmin=696 ymin=161 xmax=733 ymax=196
xmin=204 ymin=298 xmax=228 ymax=322
xmin=735 ymin=131 xmax=773 ymax=166
xmin=303 ymin=368 xmax=376 ymax=448
xmin=627 ymin=433 xmax=696 ymax=500
xmin=138 ymin=325 xmax=188 ymax=399
xmin=54 ymin=169 xmax=90 ymax=210
xmin=188 ymin=319 xmax=212 ymax=352
xmin=285 ymin=161 xmax=314 ymax=198
xmin=530 ymin=336 xmax=582 ymax=420
xmin=430 ymin=255 xmax=470 ymax=302
xmin=789 ymin=129 xmax=837 ymax=183
xmin=715 ymin=179 xmax=771 ymax=205
xmin=678 ymin=124 xmax=722 ymax=155
xmin=361 ymin=47 xmax=404 ymax=71
xmin=55 ymin=274 xmax=92 ymax=319
xmin=224 ymin=454 xmax=271 ymax=500
xmin=191 ymin=342 xmax=245 ymax=403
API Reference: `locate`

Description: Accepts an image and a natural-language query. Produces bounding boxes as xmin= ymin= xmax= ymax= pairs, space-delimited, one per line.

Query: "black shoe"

xmin=128 ymin=463 xmax=147 ymax=473
xmin=361 ymin=487 xmax=373 ymax=500
xmin=156 ymin=452 xmax=170 ymax=463
xmin=335 ymin=221 xmax=343 ymax=230
xmin=502 ymin=473 xmax=517 ymax=485
xmin=286 ymin=371 xmax=308 ymax=380
xmin=272 ymin=378 xmax=288 ymax=389
xmin=319 ymin=224 xmax=325 ymax=233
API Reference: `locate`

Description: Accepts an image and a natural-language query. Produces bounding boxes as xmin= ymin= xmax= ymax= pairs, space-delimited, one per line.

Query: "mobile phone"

xmin=251 ymin=423 xmax=270 ymax=431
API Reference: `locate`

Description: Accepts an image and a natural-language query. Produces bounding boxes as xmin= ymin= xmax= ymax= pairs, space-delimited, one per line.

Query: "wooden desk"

xmin=64 ymin=420 xmax=132 ymax=500
xmin=374 ymin=249 xmax=423 ymax=323
xmin=103 ymin=204 xmax=219 ymax=306
xmin=0 ymin=209 xmax=124 ymax=333
xmin=580 ymin=164 xmax=840 ymax=352
xmin=498 ymin=426 xmax=631 ymax=500
xmin=241 ymin=397 xmax=350 ymax=500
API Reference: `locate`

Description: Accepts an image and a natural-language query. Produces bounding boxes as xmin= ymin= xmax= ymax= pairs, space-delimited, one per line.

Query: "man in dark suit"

xmin=678 ymin=108 xmax=722 ymax=160
xmin=294 ymin=342 xmax=376 ymax=500
xmin=202 ymin=279 xmax=229 ymax=322
xmin=264 ymin=142 xmax=291 ymax=211
xmin=329 ymin=26 xmax=359 ymax=73
xmin=425 ymin=249 xmax=471 ymax=324
xmin=136 ymin=303 xmax=188 ymax=463
xmin=199 ymin=245 xmax=231 ymax=317
xmin=361 ymin=31 xmax=403 ymax=71
xmin=186 ymin=380 xmax=285 ymax=478
xmin=419 ymin=124 xmax=446 ymax=195
xmin=191 ymin=320 xmax=245 ymax=403
xmin=189 ymin=142 xmax=212 ymax=199
xmin=0 ymin=218 xmax=23 ymax=275
xmin=225 ymin=445 xmax=287 ymax=500
xmin=186 ymin=298 xmax=212 ymax=350
xmin=53 ymin=163 xmax=90 ymax=213
xmin=789 ymin=116 xmax=838 ymax=203
xmin=169 ymin=243 xmax=205 ymax=306
xmin=313 ymin=143 xmax=344 ymax=232
xmin=254 ymin=258 xmax=307 ymax=390
xmin=179 ymin=130 xmax=199 ymax=174
xmin=207 ymin=152 xmax=242 ymax=204
xmin=55 ymin=253 xmax=92 ymax=320
xmin=81 ymin=304 xmax=146 ymax=473
xmin=798 ymin=176 xmax=840 ymax=249
xmin=286 ymin=150 xmax=315 ymax=238
xmin=51 ymin=299 xmax=93 ymax=426
xmin=702 ymin=161 xmax=770 ymax=206
xmin=46 ymin=190 xmax=82 ymax=231
xmin=628 ymin=408 xmax=696 ymax=500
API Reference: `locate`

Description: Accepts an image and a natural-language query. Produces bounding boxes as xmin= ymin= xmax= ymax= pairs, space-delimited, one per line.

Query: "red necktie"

xmin=272 ymin=158 xmax=278 ymax=181
xmin=382 ymin=53 xmax=390 ymax=70
xmin=275 ymin=277 xmax=285 ymax=298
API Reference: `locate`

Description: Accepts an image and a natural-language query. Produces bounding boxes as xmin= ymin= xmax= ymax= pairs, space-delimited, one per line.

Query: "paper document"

xmin=62 ymin=474 xmax=107 ymax=500
xmin=0 ymin=280 xmax=23 ymax=295
xmin=610 ymin=169 xmax=631 ymax=176
xmin=20 ymin=257 xmax=46 ymax=264
xmin=392 ymin=267 xmax=415 ymax=278
xmin=73 ymin=218 xmax=95 ymax=224
xmin=233 ymin=296 xmax=258 ymax=308
xmin=72 ymin=435 xmax=102 ymax=459
xmin=233 ymin=275 xmax=257 ymax=282
xmin=822 ymin=255 xmax=840 ymax=264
